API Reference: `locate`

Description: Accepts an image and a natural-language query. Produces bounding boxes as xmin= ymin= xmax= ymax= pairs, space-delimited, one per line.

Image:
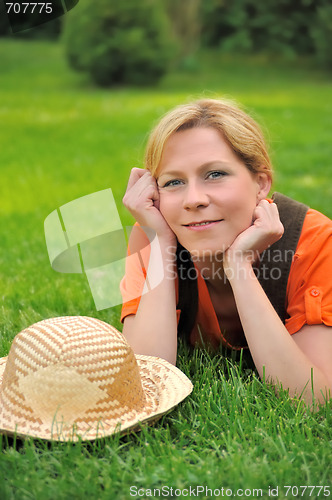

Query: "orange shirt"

xmin=120 ymin=207 xmax=332 ymax=349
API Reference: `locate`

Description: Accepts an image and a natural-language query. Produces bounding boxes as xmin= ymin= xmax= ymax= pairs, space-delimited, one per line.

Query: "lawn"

xmin=0 ymin=39 xmax=331 ymax=499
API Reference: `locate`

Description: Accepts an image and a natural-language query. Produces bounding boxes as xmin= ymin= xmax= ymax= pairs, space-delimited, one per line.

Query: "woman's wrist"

xmin=157 ymin=234 xmax=177 ymax=253
xmin=223 ymin=250 xmax=256 ymax=283
xmin=138 ymin=225 xmax=176 ymax=248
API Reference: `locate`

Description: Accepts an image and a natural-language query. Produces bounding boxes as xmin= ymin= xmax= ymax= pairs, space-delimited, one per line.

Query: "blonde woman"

xmin=121 ymin=98 xmax=332 ymax=406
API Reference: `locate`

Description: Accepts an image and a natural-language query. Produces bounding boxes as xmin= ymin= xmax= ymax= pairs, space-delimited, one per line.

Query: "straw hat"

xmin=0 ymin=316 xmax=192 ymax=442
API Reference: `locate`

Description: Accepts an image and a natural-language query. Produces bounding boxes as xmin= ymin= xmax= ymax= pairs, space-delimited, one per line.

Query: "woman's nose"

xmin=183 ymin=181 xmax=209 ymax=210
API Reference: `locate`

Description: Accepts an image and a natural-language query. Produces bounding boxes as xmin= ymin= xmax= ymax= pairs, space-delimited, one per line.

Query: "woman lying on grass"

xmin=121 ymin=98 xmax=332 ymax=407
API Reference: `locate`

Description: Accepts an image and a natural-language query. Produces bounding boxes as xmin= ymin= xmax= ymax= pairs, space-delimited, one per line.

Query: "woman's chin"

xmin=179 ymin=244 xmax=228 ymax=263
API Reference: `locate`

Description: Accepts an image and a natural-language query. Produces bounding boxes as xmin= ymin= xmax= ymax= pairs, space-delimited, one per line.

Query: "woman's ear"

xmin=256 ymin=172 xmax=272 ymax=202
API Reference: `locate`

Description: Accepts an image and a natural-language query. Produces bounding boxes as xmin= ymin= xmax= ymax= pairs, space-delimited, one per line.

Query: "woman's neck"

xmin=194 ymin=256 xmax=231 ymax=294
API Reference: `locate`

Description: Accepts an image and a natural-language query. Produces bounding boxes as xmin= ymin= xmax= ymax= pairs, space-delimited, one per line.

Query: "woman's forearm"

xmin=122 ymin=236 xmax=178 ymax=364
xmin=226 ymin=262 xmax=330 ymax=405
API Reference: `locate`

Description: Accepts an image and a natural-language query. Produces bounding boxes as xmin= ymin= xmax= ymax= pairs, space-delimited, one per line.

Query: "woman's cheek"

xmin=158 ymin=194 xmax=176 ymax=222
xmin=234 ymin=200 xmax=257 ymax=231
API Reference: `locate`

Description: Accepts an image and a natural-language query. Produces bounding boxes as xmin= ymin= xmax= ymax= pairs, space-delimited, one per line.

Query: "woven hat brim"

xmin=0 ymin=354 xmax=192 ymax=442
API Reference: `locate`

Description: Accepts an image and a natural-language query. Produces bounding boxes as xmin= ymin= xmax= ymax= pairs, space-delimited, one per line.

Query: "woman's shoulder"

xmin=303 ymin=207 xmax=332 ymax=228
xmin=269 ymin=192 xmax=332 ymax=246
xmin=286 ymin=207 xmax=332 ymax=334
xmin=299 ymin=207 xmax=332 ymax=249
xmin=290 ymin=205 xmax=332 ymax=272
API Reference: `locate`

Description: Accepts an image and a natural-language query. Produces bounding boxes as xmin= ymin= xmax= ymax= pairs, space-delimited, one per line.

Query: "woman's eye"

xmin=163 ymin=179 xmax=183 ymax=187
xmin=207 ymin=170 xmax=227 ymax=180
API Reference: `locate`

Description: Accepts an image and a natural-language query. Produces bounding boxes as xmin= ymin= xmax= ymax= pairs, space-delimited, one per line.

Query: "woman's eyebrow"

xmin=200 ymin=160 xmax=231 ymax=170
xmin=157 ymin=161 xmax=230 ymax=181
xmin=157 ymin=171 xmax=183 ymax=185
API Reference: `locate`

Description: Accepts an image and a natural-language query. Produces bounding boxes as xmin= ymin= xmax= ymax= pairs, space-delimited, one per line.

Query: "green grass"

xmin=0 ymin=39 xmax=331 ymax=499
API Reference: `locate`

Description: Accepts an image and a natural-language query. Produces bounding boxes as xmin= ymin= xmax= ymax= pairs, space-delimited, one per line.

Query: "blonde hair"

xmin=144 ymin=98 xmax=273 ymax=181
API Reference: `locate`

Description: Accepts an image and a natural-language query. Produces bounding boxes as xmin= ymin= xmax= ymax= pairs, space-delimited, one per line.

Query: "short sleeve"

xmin=120 ymin=224 xmax=151 ymax=322
xmin=285 ymin=209 xmax=332 ymax=334
xmin=120 ymin=224 xmax=182 ymax=325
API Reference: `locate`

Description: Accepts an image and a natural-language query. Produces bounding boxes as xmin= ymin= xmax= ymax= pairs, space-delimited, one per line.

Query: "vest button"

xmin=310 ymin=288 xmax=320 ymax=297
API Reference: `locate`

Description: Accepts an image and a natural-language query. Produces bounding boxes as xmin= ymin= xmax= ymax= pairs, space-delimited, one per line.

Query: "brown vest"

xmin=256 ymin=192 xmax=309 ymax=322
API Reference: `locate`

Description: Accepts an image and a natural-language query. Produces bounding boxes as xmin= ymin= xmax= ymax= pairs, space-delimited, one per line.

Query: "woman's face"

xmin=156 ymin=127 xmax=270 ymax=258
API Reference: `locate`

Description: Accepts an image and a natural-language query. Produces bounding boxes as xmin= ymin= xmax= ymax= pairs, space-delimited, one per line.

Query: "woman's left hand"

xmin=223 ymin=200 xmax=284 ymax=272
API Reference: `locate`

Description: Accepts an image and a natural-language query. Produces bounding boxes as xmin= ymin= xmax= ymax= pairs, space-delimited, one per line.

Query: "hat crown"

xmin=0 ymin=317 xmax=147 ymax=438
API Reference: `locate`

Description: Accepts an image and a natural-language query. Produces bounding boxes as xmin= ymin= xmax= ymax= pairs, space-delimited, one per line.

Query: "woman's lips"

xmin=183 ymin=219 xmax=224 ymax=231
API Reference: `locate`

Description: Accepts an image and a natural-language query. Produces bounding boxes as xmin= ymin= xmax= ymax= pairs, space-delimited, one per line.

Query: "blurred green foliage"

xmin=2 ymin=0 xmax=330 ymax=79
xmin=63 ymin=0 xmax=176 ymax=86
xmin=164 ymin=0 xmax=201 ymax=57
xmin=310 ymin=3 xmax=332 ymax=69
xmin=201 ymin=0 xmax=332 ymax=68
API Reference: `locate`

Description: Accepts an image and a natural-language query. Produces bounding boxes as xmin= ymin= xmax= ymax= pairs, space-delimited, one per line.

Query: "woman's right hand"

xmin=122 ymin=168 xmax=175 ymax=242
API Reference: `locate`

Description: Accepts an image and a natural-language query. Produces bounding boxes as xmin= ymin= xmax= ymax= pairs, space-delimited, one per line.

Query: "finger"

xmin=131 ymin=173 xmax=159 ymax=201
xmin=137 ymin=181 xmax=160 ymax=204
xmin=252 ymin=202 xmax=273 ymax=227
xmin=254 ymin=201 xmax=284 ymax=239
xmin=153 ymin=191 xmax=161 ymax=209
xmin=261 ymin=201 xmax=281 ymax=224
xmin=123 ymin=175 xmax=159 ymax=211
xmin=126 ymin=167 xmax=150 ymax=192
xmin=256 ymin=199 xmax=271 ymax=210
xmin=269 ymin=202 xmax=280 ymax=217
xmin=253 ymin=201 xmax=267 ymax=220
xmin=256 ymin=200 xmax=278 ymax=219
